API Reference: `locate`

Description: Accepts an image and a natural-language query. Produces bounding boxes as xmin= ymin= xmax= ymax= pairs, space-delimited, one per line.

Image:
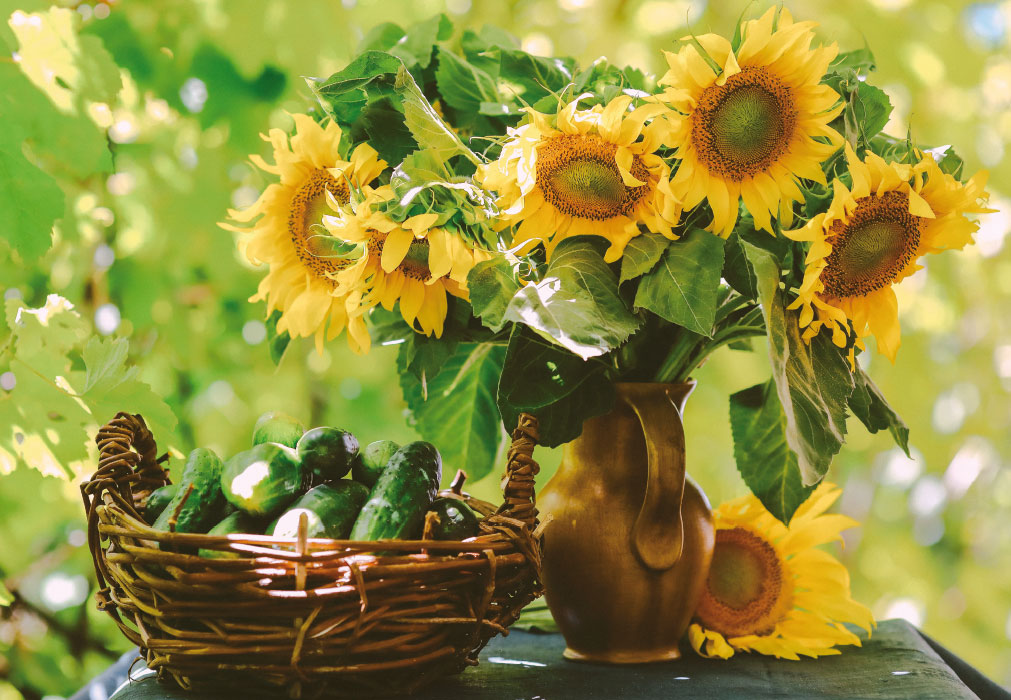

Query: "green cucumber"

xmin=427 ymin=498 xmax=481 ymax=540
xmin=221 ymin=443 xmax=305 ymax=517
xmin=151 ymin=448 xmax=227 ymax=534
xmin=296 ymin=427 xmax=359 ymax=484
xmin=349 ymin=441 xmax=442 ymax=541
xmin=253 ymin=411 xmax=304 ymax=449
xmin=199 ymin=511 xmax=266 ymax=559
xmin=144 ymin=483 xmax=179 ymax=522
xmin=352 ymin=439 xmax=399 ymax=488
xmin=270 ymin=481 xmax=369 ymax=540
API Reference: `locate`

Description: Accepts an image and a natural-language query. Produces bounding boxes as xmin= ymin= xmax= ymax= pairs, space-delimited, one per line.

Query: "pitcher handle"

xmin=626 ymin=385 xmax=686 ymax=571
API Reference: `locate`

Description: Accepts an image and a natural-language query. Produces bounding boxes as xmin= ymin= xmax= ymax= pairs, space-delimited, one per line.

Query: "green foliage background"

xmin=1 ymin=0 xmax=1009 ymax=695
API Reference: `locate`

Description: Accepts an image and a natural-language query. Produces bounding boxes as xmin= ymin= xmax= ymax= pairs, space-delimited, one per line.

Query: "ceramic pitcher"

xmin=539 ymin=381 xmax=715 ymax=663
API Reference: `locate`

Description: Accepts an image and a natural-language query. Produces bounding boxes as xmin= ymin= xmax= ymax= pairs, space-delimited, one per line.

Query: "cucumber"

xmin=199 ymin=511 xmax=266 ymax=559
xmin=349 ymin=441 xmax=442 ymax=541
xmin=427 ymin=497 xmax=481 ymax=540
xmin=151 ymin=448 xmax=227 ymax=534
xmin=352 ymin=439 xmax=399 ymax=488
xmin=253 ymin=411 xmax=304 ymax=449
xmin=221 ymin=443 xmax=305 ymax=517
xmin=296 ymin=427 xmax=359 ymax=484
xmin=144 ymin=483 xmax=180 ymax=522
xmin=270 ymin=481 xmax=369 ymax=540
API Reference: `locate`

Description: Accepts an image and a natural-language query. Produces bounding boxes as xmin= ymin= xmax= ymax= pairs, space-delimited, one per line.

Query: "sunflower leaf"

xmin=497 ymin=325 xmax=615 ymax=448
xmin=744 ymin=243 xmax=855 ymax=486
xmin=633 ymin=228 xmax=725 ymax=336
xmin=722 ymin=231 xmax=758 ymax=299
xmin=619 ymin=233 xmax=670 ymax=284
xmin=435 ymin=47 xmax=502 ymax=114
xmin=468 ymin=257 xmax=523 ymax=332
xmin=400 ymin=342 xmax=506 ymax=483
xmin=502 ymin=238 xmax=639 ymax=359
xmin=265 ymin=310 xmax=291 ymax=366
xmin=831 ymin=46 xmax=877 ymax=76
xmin=388 ymin=14 xmax=452 ymax=69
xmin=853 ymin=82 xmax=892 ymax=141
xmin=849 ymin=367 xmax=910 ymax=456
xmin=394 ymin=64 xmax=481 ymax=165
xmin=730 ymin=380 xmax=816 ymax=524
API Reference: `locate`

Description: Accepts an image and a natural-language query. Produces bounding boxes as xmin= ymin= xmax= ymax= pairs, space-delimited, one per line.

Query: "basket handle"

xmin=499 ymin=413 xmax=540 ymax=528
xmin=82 ymin=412 xmax=169 ymax=520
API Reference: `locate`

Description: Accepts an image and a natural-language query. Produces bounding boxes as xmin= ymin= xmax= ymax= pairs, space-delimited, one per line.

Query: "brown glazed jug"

xmin=539 ymin=381 xmax=715 ymax=663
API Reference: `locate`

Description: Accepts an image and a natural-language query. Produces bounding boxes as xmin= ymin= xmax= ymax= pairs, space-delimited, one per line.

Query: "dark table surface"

xmin=74 ymin=619 xmax=1009 ymax=700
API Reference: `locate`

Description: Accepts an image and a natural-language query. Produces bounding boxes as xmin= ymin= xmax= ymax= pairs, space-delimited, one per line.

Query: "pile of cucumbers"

xmin=144 ymin=412 xmax=481 ymax=557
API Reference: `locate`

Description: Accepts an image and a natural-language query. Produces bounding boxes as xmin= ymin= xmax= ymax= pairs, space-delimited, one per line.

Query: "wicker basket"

xmin=81 ymin=412 xmax=543 ymax=697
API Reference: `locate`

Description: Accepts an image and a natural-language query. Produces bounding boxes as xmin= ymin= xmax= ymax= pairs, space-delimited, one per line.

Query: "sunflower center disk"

xmin=536 ymin=134 xmax=650 ymax=220
xmin=289 ymin=168 xmax=351 ymax=286
xmin=821 ymin=191 xmax=922 ymax=299
xmin=693 ymin=67 xmax=796 ymax=180
xmin=695 ymin=527 xmax=791 ymax=638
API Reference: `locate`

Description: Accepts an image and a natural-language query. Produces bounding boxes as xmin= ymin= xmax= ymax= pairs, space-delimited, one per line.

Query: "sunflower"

xmin=322 ymin=189 xmax=490 ymax=339
xmin=477 ymin=94 xmax=681 ymax=262
xmin=689 ymin=483 xmax=874 ymax=660
xmin=221 ymin=114 xmax=386 ymax=352
xmin=656 ymin=7 xmax=843 ymax=237
xmin=787 ymin=144 xmax=991 ymax=363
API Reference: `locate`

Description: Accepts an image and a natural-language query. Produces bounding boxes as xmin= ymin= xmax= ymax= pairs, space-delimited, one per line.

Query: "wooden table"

xmin=72 ymin=620 xmax=1009 ymax=700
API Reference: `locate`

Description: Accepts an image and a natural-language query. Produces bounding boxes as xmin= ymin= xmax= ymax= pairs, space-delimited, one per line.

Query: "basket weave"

xmin=81 ymin=412 xmax=543 ymax=697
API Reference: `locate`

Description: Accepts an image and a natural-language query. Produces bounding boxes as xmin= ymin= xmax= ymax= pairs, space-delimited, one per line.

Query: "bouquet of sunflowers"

xmin=224 ymin=8 xmax=990 ymax=529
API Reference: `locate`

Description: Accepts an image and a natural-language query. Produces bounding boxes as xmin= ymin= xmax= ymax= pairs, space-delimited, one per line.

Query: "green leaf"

xmin=730 ymin=380 xmax=815 ymax=524
xmin=435 ymin=47 xmax=502 ymax=113
xmin=0 ymin=133 xmax=65 ymax=262
xmin=853 ymin=82 xmax=892 ymax=141
xmin=497 ymin=325 xmax=615 ymax=448
xmin=315 ymin=50 xmax=402 ymax=95
xmin=394 ymin=64 xmax=481 ymax=165
xmin=468 ymin=257 xmax=522 ymax=332
xmin=924 ymin=144 xmax=964 ymax=179
xmin=745 ymin=243 xmax=854 ymax=485
xmin=831 ymin=47 xmax=876 ymax=75
xmin=401 ymin=332 xmax=459 ymax=385
xmin=265 ymin=310 xmax=291 ymax=365
xmin=619 ymin=233 xmax=669 ymax=284
xmin=358 ymin=22 xmax=406 ymax=53
xmin=850 ymin=366 xmax=910 ymax=456
xmin=0 ymin=581 xmax=12 ymax=607
xmin=722 ymin=231 xmax=758 ymax=299
xmin=503 ymin=238 xmax=639 ymax=359
xmin=401 ymin=342 xmax=506 ymax=482
xmin=494 ymin=49 xmax=575 ymax=101
xmin=633 ymin=229 xmax=726 ymax=336
xmin=355 ymin=95 xmax=417 ymax=166
xmin=388 ymin=13 xmax=452 ymax=69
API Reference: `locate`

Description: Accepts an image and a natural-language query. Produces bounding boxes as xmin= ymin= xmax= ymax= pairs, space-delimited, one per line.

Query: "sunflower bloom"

xmin=657 ymin=7 xmax=843 ymax=237
xmin=323 ymin=189 xmax=490 ymax=339
xmin=689 ymin=483 xmax=874 ymax=660
xmin=477 ymin=94 xmax=681 ymax=262
xmin=787 ymin=144 xmax=991 ymax=362
xmin=221 ymin=114 xmax=385 ymax=353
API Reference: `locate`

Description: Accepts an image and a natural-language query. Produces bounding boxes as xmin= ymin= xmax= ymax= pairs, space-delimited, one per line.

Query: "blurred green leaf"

xmin=730 ymin=380 xmax=815 ymax=523
xmin=634 ymin=229 xmax=725 ymax=336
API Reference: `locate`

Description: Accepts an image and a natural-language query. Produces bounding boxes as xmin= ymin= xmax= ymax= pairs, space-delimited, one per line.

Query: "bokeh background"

xmin=1 ymin=0 xmax=1009 ymax=696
